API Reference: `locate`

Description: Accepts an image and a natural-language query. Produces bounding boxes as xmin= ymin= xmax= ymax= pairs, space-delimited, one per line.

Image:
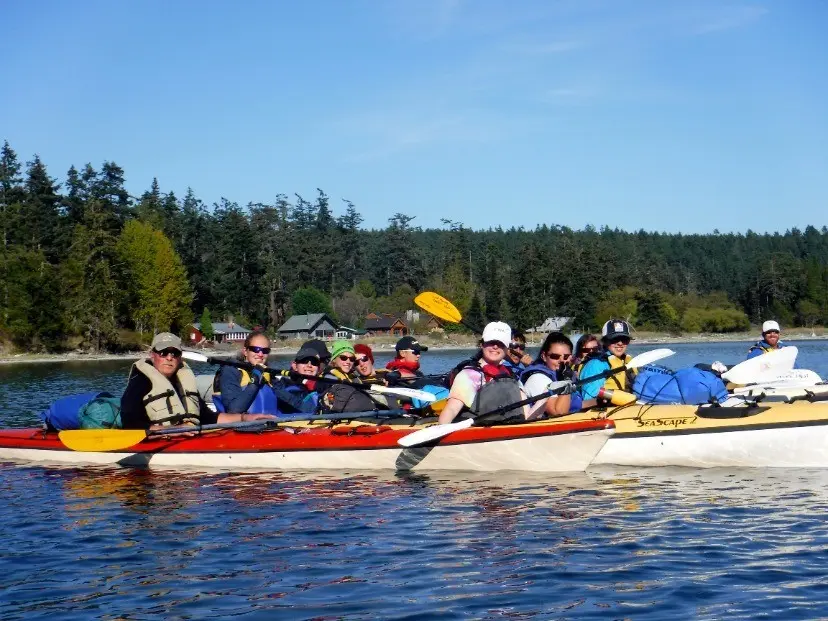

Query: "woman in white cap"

xmin=746 ymin=320 xmax=787 ymax=360
xmin=437 ymin=321 xmax=535 ymax=425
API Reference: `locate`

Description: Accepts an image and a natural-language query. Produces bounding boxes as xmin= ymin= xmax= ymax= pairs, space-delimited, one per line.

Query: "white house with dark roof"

xmin=189 ymin=321 xmax=252 ymax=344
xmin=277 ymin=313 xmax=338 ymax=340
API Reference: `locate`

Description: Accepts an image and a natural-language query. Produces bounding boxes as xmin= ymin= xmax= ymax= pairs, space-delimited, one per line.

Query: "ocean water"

xmin=1 ymin=341 xmax=828 ymax=619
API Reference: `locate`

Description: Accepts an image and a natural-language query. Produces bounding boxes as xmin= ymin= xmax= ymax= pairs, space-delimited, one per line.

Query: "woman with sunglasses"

xmin=438 ymin=321 xmax=535 ymax=425
xmin=503 ymin=330 xmax=533 ymax=373
xmin=318 ymin=340 xmax=379 ymax=413
xmin=521 ymin=332 xmax=592 ymax=416
xmin=214 ymin=331 xmax=278 ymax=414
xmin=573 ymin=334 xmax=601 ymax=375
xmin=578 ymin=319 xmax=637 ymax=404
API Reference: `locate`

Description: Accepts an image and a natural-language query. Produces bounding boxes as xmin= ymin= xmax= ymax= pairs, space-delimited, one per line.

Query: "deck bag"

xmin=410 ymin=384 xmax=450 ymax=410
xmin=319 ymin=384 xmax=378 ymax=413
xmin=633 ymin=366 xmax=728 ymax=405
xmin=78 ymin=394 xmax=123 ymax=429
xmin=39 ymin=392 xmax=107 ymax=431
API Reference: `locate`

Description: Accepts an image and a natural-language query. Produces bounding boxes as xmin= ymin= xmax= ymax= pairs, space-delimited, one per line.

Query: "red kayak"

xmin=0 ymin=418 xmax=615 ymax=472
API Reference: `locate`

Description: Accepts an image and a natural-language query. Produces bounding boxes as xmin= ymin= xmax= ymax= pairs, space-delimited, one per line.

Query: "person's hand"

xmin=250 ymin=366 xmax=266 ymax=386
xmin=385 ymin=371 xmax=402 ymax=383
xmin=558 ymin=365 xmax=575 ymax=381
xmin=548 ymin=379 xmax=574 ymax=395
xmin=243 ymin=413 xmax=278 ymax=422
xmin=711 ymin=361 xmax=728 ymax=375
xmin=520 ymin=353 xmax=533 ymax=366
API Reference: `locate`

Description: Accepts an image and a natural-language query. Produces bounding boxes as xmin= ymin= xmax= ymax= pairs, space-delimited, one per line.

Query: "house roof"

xmin=193 ymin=322 xmax=251 ymax=334
xmin=277 ymin=313 xmax=336 ymax=332
xmin=365 ymin=316 xmax=406 ymax=330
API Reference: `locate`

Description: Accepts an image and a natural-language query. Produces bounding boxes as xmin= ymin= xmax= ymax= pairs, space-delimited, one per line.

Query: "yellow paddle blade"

xmin=414 ymin=291 xmax=462 ymax=324
xmin=58 ymin=429 xmax=148 ymax=452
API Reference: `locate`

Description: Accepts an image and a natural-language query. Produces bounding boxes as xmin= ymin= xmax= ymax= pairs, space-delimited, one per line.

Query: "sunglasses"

xmin=295 ymin=357 xmax=320 ymax=365
xmin=338 ymin=355 xmax=357 ymax=363
xmin=401 ymin=349 xmax=422 ymax=355
xmin=356 ymin=356 xmax=371 ymax=364
xmin=545 ymin=352 xmax=571 ymax=361
xmin=247 ymin=345 xmax=271 ymax=354
xmin=482 ymin=340 xmax=506 ymax=348
xmin=153 ymin=348 xmax=182 ymax=358
xmin=765 ymin=330 xmax=780 ymax=335
xmin=580 ymin=346 xmax=599 ymax=354
xmin=509 ymin=342 xmax=525 ymax=350
xmin=609 ymin=338 xmax=630 ymax=345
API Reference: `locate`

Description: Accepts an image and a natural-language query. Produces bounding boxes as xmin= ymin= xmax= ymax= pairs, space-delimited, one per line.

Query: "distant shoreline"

xmin=2 ymin=331 xmax=826 ymax=366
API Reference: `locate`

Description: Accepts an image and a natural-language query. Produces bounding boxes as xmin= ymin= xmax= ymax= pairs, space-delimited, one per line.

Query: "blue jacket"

xmin=520 ymin=363 xmax=583 ymax=412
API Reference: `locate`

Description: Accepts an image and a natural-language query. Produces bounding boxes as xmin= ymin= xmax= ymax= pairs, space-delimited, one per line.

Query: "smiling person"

xmin=746 ymin=320 xmax=788 ymax=360
xmin=573 ymin=333 xmax=601 ymax=374
xmin=270 ymin=345 xmax=322 ymax=414
xmin=437 ymin=321 xmax=534 ymax=425
xmin=503 ymin=329 xmax=533 ymax=373
xmin=520 ymin=332 xmax=585 ymax=416
xmin=386 ymin=336 xmax=429 ymax=381
xmin=319 ymin=340 xmax=379 ymax=413
xmin=214 ymin=331 xmax=278 ymax=414
xmin=578 ymin=319 xmax=637 ymax=404
xmin=121 ymin=332 xmax=274 ymax=430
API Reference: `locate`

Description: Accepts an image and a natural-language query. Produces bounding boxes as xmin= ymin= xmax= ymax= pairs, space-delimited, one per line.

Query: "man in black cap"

xmin=270 ymin=345 xmax=322 ymax=414
xmin=301 ymin=339 xmax=331 ymax=366
xmin=385 ymin=335 xmax=429 ymax=381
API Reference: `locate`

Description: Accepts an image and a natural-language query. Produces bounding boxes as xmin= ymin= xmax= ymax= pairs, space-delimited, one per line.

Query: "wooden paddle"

xmin=58 ymin=409 xmax=413 ymax=452
xmin=181 ymin=351 xmax=436 ymax=403
xmin=397 ymin=347 xmax=675 ymax=447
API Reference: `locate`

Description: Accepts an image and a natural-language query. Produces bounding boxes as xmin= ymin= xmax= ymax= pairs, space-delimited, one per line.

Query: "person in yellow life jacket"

xmin=214 ymin=331 xmax=278 ymax=413
xmin=578 ymin=319 xmax=637 ymax=404
xmin=121 ymin=332 xmax=275 ymax=430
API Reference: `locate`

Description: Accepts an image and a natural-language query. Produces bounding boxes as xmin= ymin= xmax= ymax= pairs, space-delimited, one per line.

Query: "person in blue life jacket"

xmin=579 ymin=319 xmax=637 ymax=404
xmin=503 ymin=329 xmax=533 ymax=374
xmin=214 ymin=331 xmax=280 ymax=414
xmin=746 ymin=320 xmax=789 ymax=360
xmin=521 ymin=332 xmax=596 ymax=416
xmin=572 ymin=333 xmax=601 ymax=375
xmin=270 ymin=345 xmax=322 ymax=414
xmin=121 ymin=332 xmax=275 ymax=430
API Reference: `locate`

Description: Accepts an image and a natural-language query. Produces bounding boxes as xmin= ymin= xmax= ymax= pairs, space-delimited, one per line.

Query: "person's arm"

xmin=219 ymin=366 xmax=260 ymax=413
xmin=120 ymin=373 xmax=152 ymax=430
xmin=578 ymin=359 xmax=607 ymax=399
xmin=745 ymin=345 xmax=763 ymax=360
xmin=438 ymin=371 xmax=479 ymax=424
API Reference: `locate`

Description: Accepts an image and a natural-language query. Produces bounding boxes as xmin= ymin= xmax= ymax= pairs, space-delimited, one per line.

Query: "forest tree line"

xmin=2 ymin=139 xmax=828 ymax=351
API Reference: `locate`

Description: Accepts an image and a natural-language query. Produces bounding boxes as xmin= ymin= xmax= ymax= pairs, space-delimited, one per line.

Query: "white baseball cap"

xmin=762 ymin=320 xmax=781 ymax=333
xmin=481 ymin=321 xmax=511 ymax=348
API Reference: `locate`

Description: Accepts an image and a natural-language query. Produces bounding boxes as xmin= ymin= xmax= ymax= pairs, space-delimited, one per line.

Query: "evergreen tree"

xmin=200 ymin=307 xmax=215 ymax=341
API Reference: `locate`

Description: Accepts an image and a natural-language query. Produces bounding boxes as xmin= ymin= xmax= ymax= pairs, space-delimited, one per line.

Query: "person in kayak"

xmin=213 ymin=331 xmax=277 ymax=413
xmin=386 ymin=336 xmax=428 ymax=382
xmin=520 ymin=332 xmax=583 ymax=417
xmin=354 ymin=344 xmax=388 ymax=385
xmin=437 ymin=321 xmax=535 ymax=425
xmin=302 ymin=338 xmax=331 ymax=367
xmin=578 ymin=319 xmax=637 ymax=404
xmin=120 ymin=332 xmax=275 ymax=430
xmin=271 ymin=345 xmax=321 ymax=414
xmin=746 ymin=320 xmax=789 ymax=359
xmin=319 ymin=341 xmax=378 ymax=412
xmin=573 ymin=334 xmax=601 ymax=375
xmin=503 ymin=329 xmax=533 ymax=374
xmin=324 ymin=340 xmax=360 ymax=381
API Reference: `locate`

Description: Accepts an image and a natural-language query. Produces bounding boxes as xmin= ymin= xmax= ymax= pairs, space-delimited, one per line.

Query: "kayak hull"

xmin=0 ymin=419 xmax=614 ymax=472
xmin=583 ymin=399 xmax=828 ymax=468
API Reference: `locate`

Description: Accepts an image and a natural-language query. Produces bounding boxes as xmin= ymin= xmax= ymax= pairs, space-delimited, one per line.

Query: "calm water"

xmin=2 ymin=341 xmax=828 ymax=619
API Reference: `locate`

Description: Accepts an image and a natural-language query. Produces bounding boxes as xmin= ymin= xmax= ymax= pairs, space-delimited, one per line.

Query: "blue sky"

xmin=1 ymin=0 xmax=826 ymax=233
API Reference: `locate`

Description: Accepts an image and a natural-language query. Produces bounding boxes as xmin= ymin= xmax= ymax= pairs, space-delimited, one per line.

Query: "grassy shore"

xmin=1 ymin=328 xmax=826 ymax=365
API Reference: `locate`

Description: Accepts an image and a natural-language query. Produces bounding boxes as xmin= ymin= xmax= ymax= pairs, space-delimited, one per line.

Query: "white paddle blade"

xmin=370 ymin=385 xmax=436 ymax=402
xmin=722 ymin=347 xmax=798 ymax=384
xmin=627 ymin=348 xmax=675 ymax=369
xmin=182 ymin=350 xmax=210 ymax=363
xmin=397 ymin=418 xmax=473 ymax=447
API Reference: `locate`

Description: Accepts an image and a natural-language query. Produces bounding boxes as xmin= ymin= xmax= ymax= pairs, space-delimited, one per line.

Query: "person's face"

xmin=481 ymin=340 xmax=507 ymax=365
xmin=356 ymin=354 xmax=374 ymax=377
xmin=291 ymin=356 xmax=321 ymax=376
xmin=243 ymin=336 xmax=271 ymax=366
xmin=151 ymin=348 xmax=182 ymax=378
xmin=764 ymin=330 xmax=780 ymax=346
xmin=542 ymin=343 xmax=572 ymax=371
xmin=580 ymin=339 xmax=600 ymax=358
xmin=607 ymin=338 xmax=629 ymax=358
xmin=508 ymin=339 xmax=526 ymax=363
xmin=399 ymin=348 xmax=421 ymax=363
xmin=333 ymin=352 xmax=356 ymax=373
